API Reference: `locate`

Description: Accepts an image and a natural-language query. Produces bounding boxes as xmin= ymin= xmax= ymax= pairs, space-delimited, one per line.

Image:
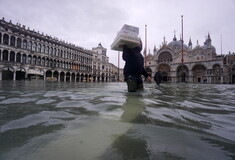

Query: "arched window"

xmin=23 ymin=40 xmax=27 ymax=49
xmin=42 ymin=57 xmax=45 ymax=66
xmin=45 ymin=46 xmax=49 ymax=54
xmin=37 ymin=44 xmax=41 ymax=52
xmin=3 ymin=34 xmax=9 ymax=45
xmin=50 ymin=47 xmax=53 ymax=55
xmin=16 ymin=53 xmax=21 ymax=63
xmin=3 ymin=50 xmax=8 ymax=61
xmin=41 ymin=45 xmax=45 ymax=53
xmin=28 ymin=55 xmax=32 ymax=64
xmin=32 ymin=42 xmax=37 ymax=51
xmin=22 ymin=54 xmax=27 ymax=63
xmin=32 ymin=56 xmax=36 ymax=65
xmin=10 ymin=36 xmax=16 ymax=46
xmin=37 ymin=57 xmax=41 ymax=65
xmin=10 ymin=51 xmax=15 ymax=62
xmin=17 ymin=38 xmax=22 ymax=48
xmin=28 ymin=41 xmax=32 ymax=50
xmin=54 ymin=48 xmax=57 ymax=56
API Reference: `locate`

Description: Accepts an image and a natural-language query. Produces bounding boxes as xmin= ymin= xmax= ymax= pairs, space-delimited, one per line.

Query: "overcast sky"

xmin=0 ymin=0 xmax=234 ymax=67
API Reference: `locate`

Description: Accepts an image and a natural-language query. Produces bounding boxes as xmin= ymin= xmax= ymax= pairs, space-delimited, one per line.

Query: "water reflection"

xmin=102 ymin=93 xmax=150 ymax=160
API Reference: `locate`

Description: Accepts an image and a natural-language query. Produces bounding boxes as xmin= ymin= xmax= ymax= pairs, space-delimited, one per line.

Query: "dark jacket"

xmin=122 ymin=45 xmax=148 ymax=80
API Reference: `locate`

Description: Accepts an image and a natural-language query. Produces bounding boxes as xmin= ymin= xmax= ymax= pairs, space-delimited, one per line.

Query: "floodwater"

xmin=0 ymin=81 xmax=235 ymax=160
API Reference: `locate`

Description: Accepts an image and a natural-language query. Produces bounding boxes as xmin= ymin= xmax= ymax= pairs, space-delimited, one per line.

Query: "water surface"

xmin=0 ymin=81 xmax=235 ymax=160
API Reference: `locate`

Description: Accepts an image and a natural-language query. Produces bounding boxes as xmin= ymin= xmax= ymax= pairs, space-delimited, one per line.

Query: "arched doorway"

xmin=177 ymin=65 xmax=189 ymax=83
xmin=81 ymin=74 xmax=84 ymax=82
xmin=2 ymin=67 xmax=14 ymax=80
xmin=16 ymin=68 xmax=26 ymax=80
xmin=66 ymin=72 xmax=70 ymax=82
xmin=53 ymin=71 xmax=59 ymax=81
xmin=76 ymin=73 xmax=80 ymax=82
xmin=60 ymin=72 xmax=65 ymax=82
xmin=192 ymin=64 xmax=206 ymax=83
xmin=71 ymin=73 xmax=75 ymax=82
xmin=212 ymin=64 xmax=221 ymax=84
xmin=157 ymin=64 xmax=171 ymax=82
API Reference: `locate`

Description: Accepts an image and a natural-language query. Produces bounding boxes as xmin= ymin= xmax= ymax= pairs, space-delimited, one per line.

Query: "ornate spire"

xmin=188 ymin=37 xmax=192 ymax=48
xmin=173 ymin=30 xmax=177 ymax=41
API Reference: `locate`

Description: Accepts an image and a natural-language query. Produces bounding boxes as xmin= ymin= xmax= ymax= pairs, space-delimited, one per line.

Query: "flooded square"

xmin=0 ymin=81 xmax=235 ymax=160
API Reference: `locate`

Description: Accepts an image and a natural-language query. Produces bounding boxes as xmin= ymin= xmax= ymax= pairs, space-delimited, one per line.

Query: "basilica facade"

xmin=0 ymin=18 xmax=119 ymax=82
xmin=145 ymin=34 xmax=235 ymax=84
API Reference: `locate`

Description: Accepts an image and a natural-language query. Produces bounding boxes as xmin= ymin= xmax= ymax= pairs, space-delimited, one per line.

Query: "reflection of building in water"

xmin=0 ymin=18 xmax=120 ymax=82
xmin=145 ymin=34 xmax=235 ymax=84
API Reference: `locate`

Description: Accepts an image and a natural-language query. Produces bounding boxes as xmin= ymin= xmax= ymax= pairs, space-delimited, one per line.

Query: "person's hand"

xmin=146 ymin=76 xmax=152 ymax=83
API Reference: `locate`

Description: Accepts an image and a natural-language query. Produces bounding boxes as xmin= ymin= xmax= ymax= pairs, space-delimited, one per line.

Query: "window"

xmin=37 ymin=44 xmax=41 ymax=52
xmin=17 ymin=38 xmax=22 ymax=48
xmin=23 ymin=40 xmax=27 ymax=49
xmin=3 ymin=34 xmax=9 ymax=45
xmin=28 ymin=41 xmax=32 ymax=50
xmin=10 ymin=36 xmax=16 ymax=46
xmin=32 ymin=42 xmax=37 ymax=51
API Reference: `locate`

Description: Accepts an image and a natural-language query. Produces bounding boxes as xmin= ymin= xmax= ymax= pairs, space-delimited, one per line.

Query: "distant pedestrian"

xmin=154 ymin=70 xmax=162 ymax=86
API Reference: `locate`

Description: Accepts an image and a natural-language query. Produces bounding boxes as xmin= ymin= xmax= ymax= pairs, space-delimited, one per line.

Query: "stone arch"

xmin=60 ymin=72 xmax=65 ymax=82
xmin=157 ymin=63 xmax=171 ymax=82
xmin=81 ymin=73 xmax=85 ymax=82
xmin=71 ymin=73 xmax=76 ymax=82
xmin=2 ymin=66 xmax=14 ymax=80
xmin=158 ymin=51 xmax=173 ymax=62
xmin=177 ymin=65 xmax=189 ymax=83
xmin=66 ymin=72 xmax=71 ymax=81
xmin=192 ymin=64 xmax=207 ymax=83
xmin=76 ymin=73 xmax=80 ymax=82
xmin=212 ymin=64 xmax=221 ymax=84
xmin=16 ymin=68 xmax=26 ymax=80
xmin=53 ymin=71 xmax=59 ymax=81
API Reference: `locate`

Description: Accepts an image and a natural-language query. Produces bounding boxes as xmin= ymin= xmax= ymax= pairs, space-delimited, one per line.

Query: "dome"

xmin=202 ymin=44 xmax=216 ymax=53
xmin=167 ymin=35 xmax=188 ymax=50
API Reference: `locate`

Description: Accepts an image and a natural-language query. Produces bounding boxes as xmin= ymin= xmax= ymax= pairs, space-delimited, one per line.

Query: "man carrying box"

xmin=122 ymin=41 xmax=151 ymax=92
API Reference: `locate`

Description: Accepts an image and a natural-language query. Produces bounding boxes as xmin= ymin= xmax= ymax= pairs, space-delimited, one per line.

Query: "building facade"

xmin=146 ymin=34 xmax=235 ymax=84
xmin=0 ymin=18 xmax=118 ymax=82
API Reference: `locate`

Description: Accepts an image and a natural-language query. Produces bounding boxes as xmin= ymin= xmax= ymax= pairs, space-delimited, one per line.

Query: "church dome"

xmin=167 ymin=35 xmax=188 ymax=50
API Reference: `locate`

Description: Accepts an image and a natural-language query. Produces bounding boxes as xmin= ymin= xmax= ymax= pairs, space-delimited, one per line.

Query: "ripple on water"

xmin=0 ymin=98 xmax=37 ymax=104
xmin=0 ymin=111 xmax=75 ymax=133
xmin=36 ymin=99 xmax=56 ymax=105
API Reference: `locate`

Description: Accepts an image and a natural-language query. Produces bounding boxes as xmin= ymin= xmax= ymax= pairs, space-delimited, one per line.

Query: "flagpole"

xmin=181 ymin=15 xmax=184 ymax=82
xmin=117 ymin=51 xmax=120 ymax=82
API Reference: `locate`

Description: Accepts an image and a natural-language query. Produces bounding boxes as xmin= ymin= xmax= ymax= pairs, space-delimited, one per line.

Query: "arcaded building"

xmin=0 ymin=18 xmax=118 ymax=82
xmin=146 ymin=34 xmax=235 ymax=84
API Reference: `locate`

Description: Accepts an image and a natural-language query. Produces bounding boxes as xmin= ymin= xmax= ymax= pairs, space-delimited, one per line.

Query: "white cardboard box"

xmin=111 ymin=24 xmax=141 ymax=51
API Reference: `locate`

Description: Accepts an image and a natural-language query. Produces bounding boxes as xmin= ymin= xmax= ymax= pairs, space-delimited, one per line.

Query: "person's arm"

xmin=122 ymin=45 xmax=132 ymax=61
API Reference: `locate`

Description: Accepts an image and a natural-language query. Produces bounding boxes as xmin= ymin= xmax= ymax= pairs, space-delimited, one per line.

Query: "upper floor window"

xmin=17 ymin=38 xmax=22 ymax=48
xmin=10 ymin=36 xmax=16 ymax=46
xmin=3 ymin=34 xmax=9 ymax=45
xmin=23 ymin=40 xmax=27 ymax=49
